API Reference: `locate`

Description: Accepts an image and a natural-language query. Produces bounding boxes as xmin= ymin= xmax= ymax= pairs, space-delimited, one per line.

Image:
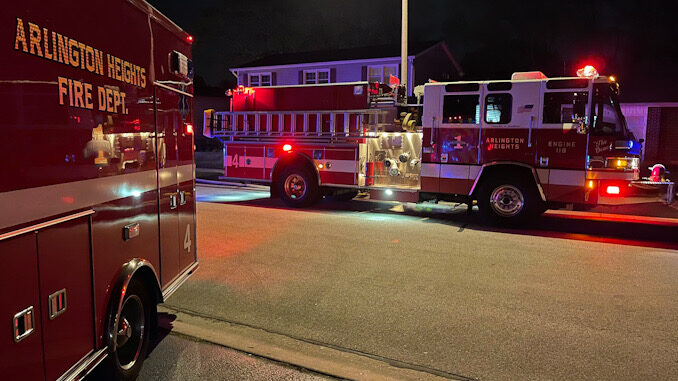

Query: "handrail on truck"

xmin=203 ymin=108 xmax=400 ymax=143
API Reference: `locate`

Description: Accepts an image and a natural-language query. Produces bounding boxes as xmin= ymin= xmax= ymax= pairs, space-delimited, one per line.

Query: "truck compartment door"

xmin=37 ymin=216 xmax=95 ymax=381
xmin=0 ymin=234 xmax=45 ymax=381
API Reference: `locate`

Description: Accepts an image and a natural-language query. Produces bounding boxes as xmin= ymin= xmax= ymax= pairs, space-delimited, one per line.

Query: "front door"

xmin=536 ymin=83 xmax=591 ymax=201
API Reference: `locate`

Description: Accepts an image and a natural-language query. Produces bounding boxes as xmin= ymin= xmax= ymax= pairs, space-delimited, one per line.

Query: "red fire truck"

xmin=1 ymin=1 xmax=197 ymax=380
xmin=204 ymin=66 xmax=641 ymax=224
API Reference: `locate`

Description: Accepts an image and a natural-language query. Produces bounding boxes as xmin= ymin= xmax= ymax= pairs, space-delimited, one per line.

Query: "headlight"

xmin=605 ymin=157 xmax=639 ymax=170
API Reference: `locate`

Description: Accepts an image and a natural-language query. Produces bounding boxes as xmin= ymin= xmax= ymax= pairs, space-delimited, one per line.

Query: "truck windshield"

xmin=591 ymin=83 xmax=631 ymax=138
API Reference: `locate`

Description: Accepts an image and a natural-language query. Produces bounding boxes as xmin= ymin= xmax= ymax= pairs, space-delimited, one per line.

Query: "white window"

xmin=367 ymin=64 xmax=399 ymax=84
xmin=304 ymin=69 xmax=331 ymax=84
xmin=248 ymin=72 xmax=272 ymax=87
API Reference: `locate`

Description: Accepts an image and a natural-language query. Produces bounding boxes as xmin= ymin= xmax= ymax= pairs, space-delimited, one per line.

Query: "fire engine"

xmin=204 ymin=65 xmax=641 ymax=224
xmin=2 ymin=1 xmax=197 ymax=380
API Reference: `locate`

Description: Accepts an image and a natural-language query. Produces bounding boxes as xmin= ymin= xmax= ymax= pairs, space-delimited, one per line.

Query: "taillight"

xmin=606 ymin=185 xmax=620 ymax=195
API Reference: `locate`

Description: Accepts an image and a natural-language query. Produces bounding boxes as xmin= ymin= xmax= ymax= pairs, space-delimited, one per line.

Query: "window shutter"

xmin=298 ymin=70 xmax=304 ymax=84
xmin=330 ymin=68 xmax=336 ymax=83
xmin=361 ymin=66 xmax=367 ymax=81
xmin=272 ymin=72 xmax=277 ymax=86
xmin=242 ymin=73 xmax=248 ymax=86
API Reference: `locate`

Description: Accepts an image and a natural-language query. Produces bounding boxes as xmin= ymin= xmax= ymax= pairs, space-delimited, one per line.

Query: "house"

xmin=229 ymin=41 xmax=463 ymax=96
xmin=621 ymin=103 xmax=678 ymax=169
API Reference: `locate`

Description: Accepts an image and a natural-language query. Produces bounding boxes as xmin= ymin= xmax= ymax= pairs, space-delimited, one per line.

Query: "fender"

xmin=270 ymin=151 xmax=321 ymax=188
xmin=105 ymin=258 xmax=162 ymax=347
xmin=469 ymin=161 xmax=547 ymax=202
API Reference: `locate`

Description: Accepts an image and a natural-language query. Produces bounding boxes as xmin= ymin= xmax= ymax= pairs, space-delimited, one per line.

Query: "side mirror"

xmin=615 ymin=140 xmax=633 ymax=150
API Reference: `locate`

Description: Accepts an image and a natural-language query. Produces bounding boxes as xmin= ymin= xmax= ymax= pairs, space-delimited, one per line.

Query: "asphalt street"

xmin=160 ymin=184 xmax=678 ymax=380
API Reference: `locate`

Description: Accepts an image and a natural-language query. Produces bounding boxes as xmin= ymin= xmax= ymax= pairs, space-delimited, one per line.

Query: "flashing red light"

xmin=282 ymin=144 xmax=292 ymax=152
xmin=577 ymin=65 xmax=599 ymax=78
xmin=606 ymin=185 xmax=620 ymax=195
xmin=185 ymin=123 xmax=193 ymax=135
xmin=186 ymin=35 xmax=194 ymax=43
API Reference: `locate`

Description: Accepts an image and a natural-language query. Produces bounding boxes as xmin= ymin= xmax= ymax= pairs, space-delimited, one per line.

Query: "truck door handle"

xmin=13 ymin=306 xmax=35 ymax=343
xmin=48 ymin=289 xmax=67 ymax=320
xmin=179 ymin=191 xmax=187 ymax=205
xmin=539 ymin=156 xmax=549 ymax=167
xmin=169 ymin=194 xmax=178 ymax=209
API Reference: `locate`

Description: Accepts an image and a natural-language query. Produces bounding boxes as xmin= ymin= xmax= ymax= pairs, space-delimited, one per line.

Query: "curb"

xmin=158 ymin=305 xmax=473 ymax=381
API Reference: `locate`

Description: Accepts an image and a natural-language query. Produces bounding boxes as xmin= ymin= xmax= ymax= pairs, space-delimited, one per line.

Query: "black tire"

xmin=277 ymin=166 xmax=320 ymax=207
xmin=102 ymin=279 xmax=152 ymax=381
xmin=476 ymin=174 xmax=544 ymax=225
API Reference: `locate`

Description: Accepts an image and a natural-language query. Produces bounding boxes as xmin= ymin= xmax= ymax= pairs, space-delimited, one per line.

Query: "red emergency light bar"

xmin=577 ymin=65 xmax=599 ymax=78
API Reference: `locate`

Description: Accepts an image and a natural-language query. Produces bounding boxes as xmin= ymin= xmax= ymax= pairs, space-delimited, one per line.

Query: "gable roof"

xmin=234 ymin=41 xmax=445 ymax=69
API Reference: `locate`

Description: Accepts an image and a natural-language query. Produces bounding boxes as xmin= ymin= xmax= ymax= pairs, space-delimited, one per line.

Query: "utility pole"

xmin=401 ymin=0 xmax=408 ymax=94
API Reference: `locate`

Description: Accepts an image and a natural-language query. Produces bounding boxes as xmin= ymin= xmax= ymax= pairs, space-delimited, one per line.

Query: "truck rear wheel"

xmin=278 ymin=166 xmax=320 ymax=207
xmin=102 ymin=279 xmax=152 ymax=381
xmin=477 ymin=175 xmax=543 ymax=225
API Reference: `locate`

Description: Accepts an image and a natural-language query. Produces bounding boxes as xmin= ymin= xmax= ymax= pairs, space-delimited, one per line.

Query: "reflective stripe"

xmin=469 ymin=165 xmax=481 ymax=181
xmin=265 ymin=157 xmax=277 ymax=168
xmin=586 ymin=170 xmax=637 ymax=180
xmin=421 ymin=163 xmax=440 ymax=177
xmin=536 ymin=169 xmax=550 ymax=184
xmin=0 ymin=165 xmax=195 ymax=231
xmin=440 ymin=164 xmax=470 ymax=179
xmin=160 ymin=164 xmax=195 ymax=188
xmin=178 ymin=163 xmax=195 ymax=184
xmin=318 ymin=159 xmax=357 ymax=173
xmin=549 ymin=169 xmax=585 ymax=186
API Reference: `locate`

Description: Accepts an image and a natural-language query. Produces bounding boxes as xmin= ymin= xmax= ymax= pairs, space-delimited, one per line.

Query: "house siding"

xmin=235 ymin=57 xmax=415 ymax=94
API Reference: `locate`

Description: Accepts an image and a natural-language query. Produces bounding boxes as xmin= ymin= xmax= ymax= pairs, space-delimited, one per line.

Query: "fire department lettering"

xmin=58 ymin=76 xmax=128 ymax=114
xmin=14 ymin=17 xmax=145 ymax=114
xmin=548 ymin=140 xmax=576 ymax=154
xmin=485 ymin=137 xmax=524 ymax=150
xmin=14 ymin=17 xmax=147 ymax=88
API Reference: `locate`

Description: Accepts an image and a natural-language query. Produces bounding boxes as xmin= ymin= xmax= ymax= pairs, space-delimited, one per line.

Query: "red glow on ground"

xmin=545 ymin=210 xmax=678 ymax=227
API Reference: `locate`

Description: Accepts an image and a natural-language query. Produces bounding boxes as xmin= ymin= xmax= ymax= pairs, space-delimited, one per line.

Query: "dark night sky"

xmin=149 ymin=0 xmax=678 ymax=102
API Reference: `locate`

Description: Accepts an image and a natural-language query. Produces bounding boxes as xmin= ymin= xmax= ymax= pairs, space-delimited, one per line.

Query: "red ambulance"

xmin=1 ymin=1 xmax=197 ymax=379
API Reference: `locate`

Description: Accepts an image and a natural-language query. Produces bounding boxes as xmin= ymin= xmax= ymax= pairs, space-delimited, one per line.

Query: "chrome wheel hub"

xmin=116 ymin=317 xmax=132 ymax=347
xmin=284 ymin=174 xmax=306 ymax=199
xmin=489 ymin=185 xmax=524 ymax=217
xmin=115 ymin=295 xmax=145 ymax=370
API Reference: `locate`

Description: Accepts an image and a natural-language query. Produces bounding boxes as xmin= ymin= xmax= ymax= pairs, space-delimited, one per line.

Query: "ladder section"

xmin=203 ymin=109 xmax=394 ymax=142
